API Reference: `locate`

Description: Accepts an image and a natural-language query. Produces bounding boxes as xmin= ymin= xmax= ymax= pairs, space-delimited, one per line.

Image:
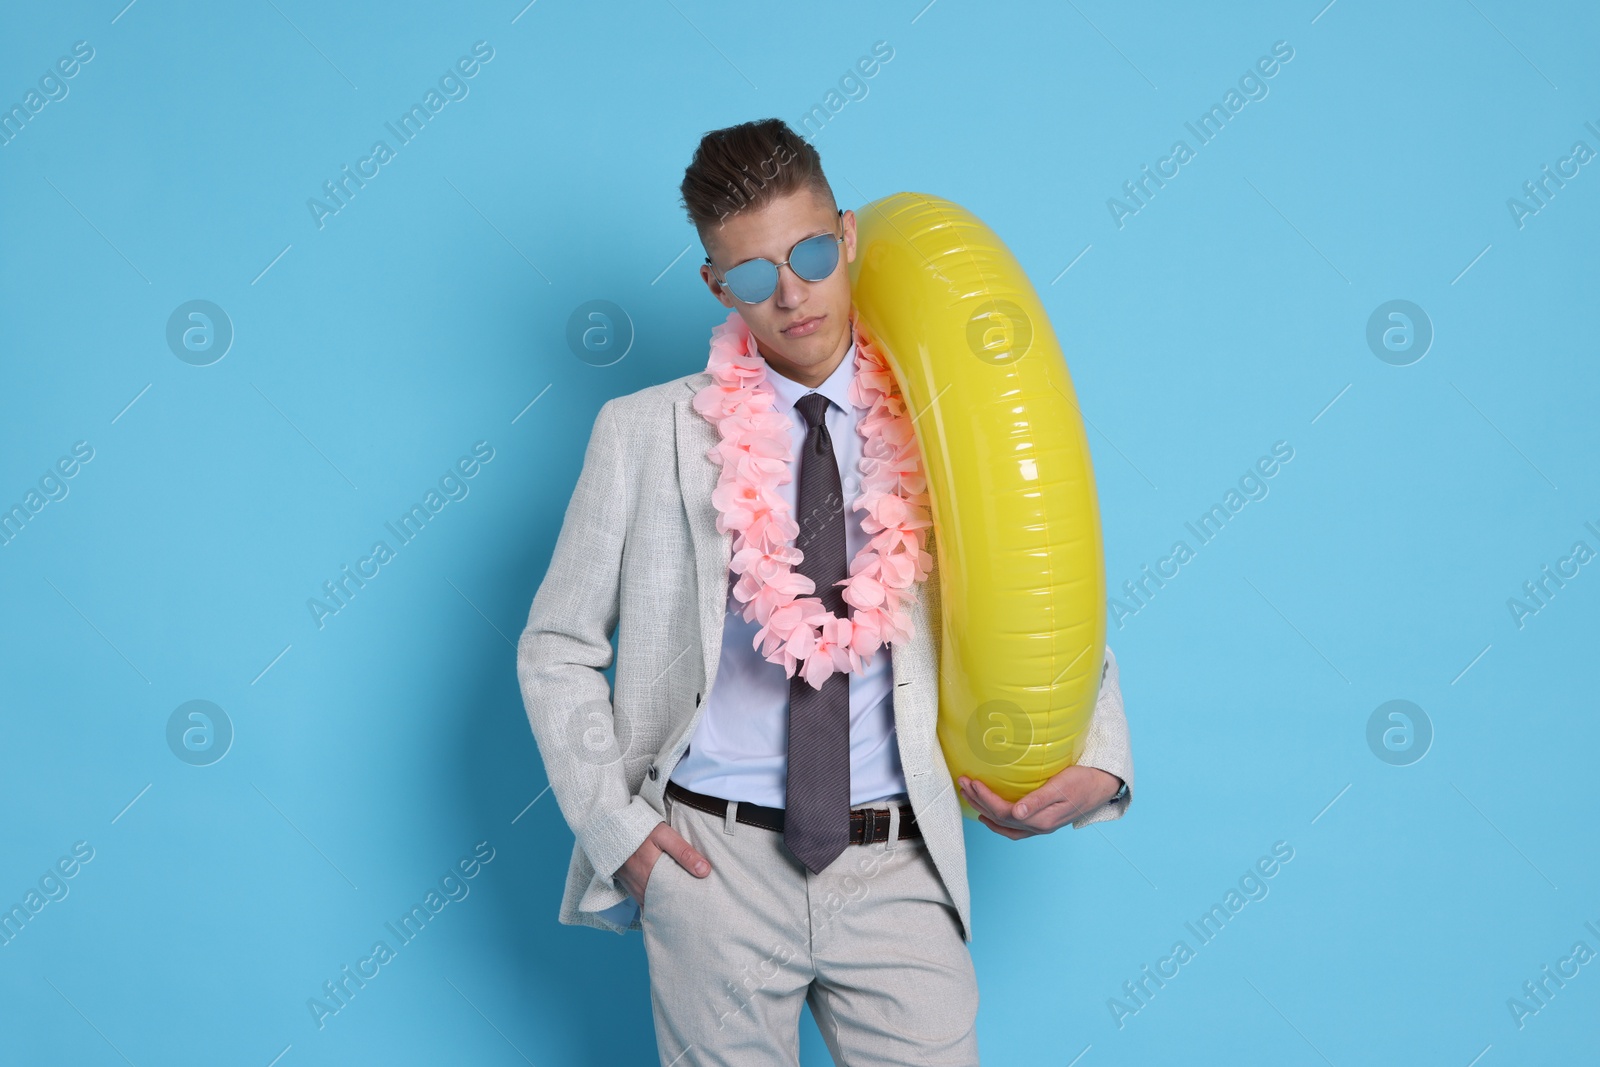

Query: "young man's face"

xmin=698 ymin=187 xmax=858 ymax=388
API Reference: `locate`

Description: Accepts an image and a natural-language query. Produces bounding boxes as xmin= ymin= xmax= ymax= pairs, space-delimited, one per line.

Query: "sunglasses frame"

xmin=706 ymin=209 xmax=846 ymax=304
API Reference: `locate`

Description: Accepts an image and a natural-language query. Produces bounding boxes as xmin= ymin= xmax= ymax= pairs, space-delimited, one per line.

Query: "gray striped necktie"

xmin=785 ymin=392 xmax=852 ymax=875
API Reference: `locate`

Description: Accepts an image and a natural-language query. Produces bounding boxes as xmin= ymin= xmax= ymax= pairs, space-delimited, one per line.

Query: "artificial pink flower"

xmin=694 ymin=307 xmax=934 ymax=689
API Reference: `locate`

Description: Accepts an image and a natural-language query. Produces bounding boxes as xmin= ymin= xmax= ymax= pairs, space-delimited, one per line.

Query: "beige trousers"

xmin=640 ymin=788 xmax=981 ymax=1066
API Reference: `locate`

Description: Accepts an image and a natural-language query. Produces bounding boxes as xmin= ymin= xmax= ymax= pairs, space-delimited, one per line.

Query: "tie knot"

xmin=795 ymin=392 xmax=831 ymax=430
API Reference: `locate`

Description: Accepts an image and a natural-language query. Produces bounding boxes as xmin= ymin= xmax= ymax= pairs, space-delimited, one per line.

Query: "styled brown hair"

xmin=679 ymin=118 xmax=837 ymax=248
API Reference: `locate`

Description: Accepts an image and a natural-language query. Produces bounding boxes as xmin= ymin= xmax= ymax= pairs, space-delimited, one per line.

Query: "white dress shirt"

xmin=669 ymin=335 xmax=911 ymax=810
xmin=597 ymin=339 xmax=909 ymax=928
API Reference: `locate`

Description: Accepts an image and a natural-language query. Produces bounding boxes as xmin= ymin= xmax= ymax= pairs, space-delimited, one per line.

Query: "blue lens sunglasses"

xmin=706 ymin=210 xmax=846 ymax=304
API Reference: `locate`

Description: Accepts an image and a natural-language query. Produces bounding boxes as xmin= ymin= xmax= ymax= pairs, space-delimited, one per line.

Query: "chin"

xmin=759 ymin=311 xmax=850 ymax=368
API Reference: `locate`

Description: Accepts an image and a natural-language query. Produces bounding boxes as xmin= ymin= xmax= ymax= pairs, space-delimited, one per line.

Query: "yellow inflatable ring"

xmin=847 ymin=192 xmax=1106 ymax=819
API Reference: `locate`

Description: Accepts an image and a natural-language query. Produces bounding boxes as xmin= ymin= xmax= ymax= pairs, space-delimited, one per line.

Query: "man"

xmin=516 ymin=118 xmax=1134 ymax=1066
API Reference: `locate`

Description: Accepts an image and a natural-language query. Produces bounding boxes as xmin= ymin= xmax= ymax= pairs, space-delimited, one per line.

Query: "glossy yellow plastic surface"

xmin=847 ymin=192 xmax=1106 ymax=819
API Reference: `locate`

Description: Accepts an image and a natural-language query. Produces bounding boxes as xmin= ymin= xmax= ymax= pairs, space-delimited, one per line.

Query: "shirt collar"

xmin=765 ymin=336 xmax=859 ymax=417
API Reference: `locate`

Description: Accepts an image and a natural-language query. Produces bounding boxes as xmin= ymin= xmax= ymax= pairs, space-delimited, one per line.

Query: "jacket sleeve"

xmin=1070 ymin=644 xmax=1135 ymax=829
xmin=516 ymin=399 xmax=664 ymax=889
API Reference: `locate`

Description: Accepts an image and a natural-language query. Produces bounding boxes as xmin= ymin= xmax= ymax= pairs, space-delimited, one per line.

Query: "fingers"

xmin=965 ymin=781 xmax=1012 ymax=827
xmin=958 ymin=775 xmax=1013 ymax=824
xmin=1014 ymin=782 xmax=1082 ymax=830
xmin=636 ymin=848 xmax=667 ymax=903
xmin=622 ymin=836 xmax=662 ymax=902
xmin=1013 ymin=780 xmax=1063 ymax=820
xmin=1017 ymin=797 xmax=1078 ymax=833
xmin=651 ymin=820 xmax=711 ymax=877
xmin=1039 ymin=766 xmax=1119 ymax=824
xmin=961 ymin=775 xmax=1050 ymax=830
xmin=977 ymin=812 xmax=1033 ymax=840
xmin=1002 ymin=767 xmax=1118 ymax=832
xmin=962 ymin=775 xmax=1072 ymax=834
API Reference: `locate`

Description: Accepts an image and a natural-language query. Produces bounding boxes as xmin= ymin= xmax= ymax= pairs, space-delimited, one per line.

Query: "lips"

xmin=783 ymin=315 xmax=823 ymax=337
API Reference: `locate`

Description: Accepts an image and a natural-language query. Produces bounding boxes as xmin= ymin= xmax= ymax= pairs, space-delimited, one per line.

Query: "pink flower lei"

xmin=691 ymin=308 xmax=935 ymax=690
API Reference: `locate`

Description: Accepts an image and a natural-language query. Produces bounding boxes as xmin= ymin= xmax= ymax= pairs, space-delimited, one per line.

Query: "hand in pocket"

xmin=617 ymin=817 xmax=712 ymax=907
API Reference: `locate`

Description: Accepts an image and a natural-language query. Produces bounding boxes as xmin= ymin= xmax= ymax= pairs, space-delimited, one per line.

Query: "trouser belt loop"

xmin=886 ymin=803 xmax=900 ymax=852
xmin=724 ymin=799 xmax=738 ymax=836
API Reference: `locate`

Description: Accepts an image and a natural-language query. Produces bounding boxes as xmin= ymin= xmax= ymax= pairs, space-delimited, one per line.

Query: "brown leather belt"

xmin=665 ymin=779 xmax=921 ymax=845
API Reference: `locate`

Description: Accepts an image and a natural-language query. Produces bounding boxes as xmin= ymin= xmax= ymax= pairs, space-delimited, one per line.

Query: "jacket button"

xmin=648 ymin=765 xmax=659 ymax=781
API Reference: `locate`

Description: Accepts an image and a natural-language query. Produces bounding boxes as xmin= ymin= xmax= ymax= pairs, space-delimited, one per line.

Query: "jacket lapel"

xmin=890 ymin=521 xmax=938 ymax=763
xmin=675 ymin=376 xmax=733 ymax=691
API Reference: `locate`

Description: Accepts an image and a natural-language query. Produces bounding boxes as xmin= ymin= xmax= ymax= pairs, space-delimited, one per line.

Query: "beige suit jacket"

xmin=515 ymin=369 xmax=1134 ymax=942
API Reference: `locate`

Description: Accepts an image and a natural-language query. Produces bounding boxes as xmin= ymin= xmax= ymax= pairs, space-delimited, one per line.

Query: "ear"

xmin=700 ymin=263 xmax=735 ymax=309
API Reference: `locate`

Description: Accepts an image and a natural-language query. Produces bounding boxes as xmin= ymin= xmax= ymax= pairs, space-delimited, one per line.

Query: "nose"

xmin=774 ymin=261 xmax=809 ymax=307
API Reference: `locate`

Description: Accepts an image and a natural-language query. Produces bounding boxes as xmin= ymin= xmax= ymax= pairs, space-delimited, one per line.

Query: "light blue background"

xmin=2 ymin=1 xmax=1597 ymax=1063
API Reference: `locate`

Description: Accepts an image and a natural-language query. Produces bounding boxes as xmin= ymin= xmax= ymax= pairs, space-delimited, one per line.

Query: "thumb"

xmin=1014 ymin=779 xmax=1067 ymax=820
xmin=654 ymin=821 xmax=711 ymax=877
